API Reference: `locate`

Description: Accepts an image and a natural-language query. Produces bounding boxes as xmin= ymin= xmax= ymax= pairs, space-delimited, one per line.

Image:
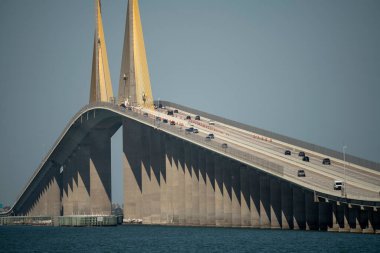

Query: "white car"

xmin=334 ymin=180 xmax=343 ymax=190
xmin=209 ymin=121 xmax=215 ymax=125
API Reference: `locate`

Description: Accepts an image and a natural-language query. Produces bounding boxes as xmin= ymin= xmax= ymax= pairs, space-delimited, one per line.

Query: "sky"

xmin=0 ymin=0 xmax=379 ymax=206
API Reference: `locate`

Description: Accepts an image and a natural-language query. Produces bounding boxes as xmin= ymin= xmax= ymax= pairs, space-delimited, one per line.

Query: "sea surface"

xmin=0 ymin=225 xmax=379 ymax=252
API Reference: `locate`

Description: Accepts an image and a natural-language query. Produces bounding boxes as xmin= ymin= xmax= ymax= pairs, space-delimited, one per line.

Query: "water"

xmin=0 ymin=225 xmax=379 ymax=252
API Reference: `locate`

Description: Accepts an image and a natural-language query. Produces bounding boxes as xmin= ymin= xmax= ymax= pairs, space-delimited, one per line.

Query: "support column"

xmin=46 ymin=166 xmax=61 ymax=217
xmin=89 ymin=130 xmax=111 ymax=215
xmin=328 ymin=202 xmax=339 ymax=232
xmin=240 ymin=166 xmax=250 ymax=227
xmin=163 ymin=134 xmax=173 ymax=224
xmin=270 ymin=178 xmax=281 ymax=229
xmin=149 ymin=128 xmax=161 ymax=224
xmin=318 ymin=201 xmax=330 ymax=231
xmin=159 ymin=132 xmax=168 ymax=224
xmin=191 ymin=146 xmax=200 ymax=225
xmin=214 ymin=155 xmax=224 ymax=227
xmin=184 ymin=142 xmax=193 ymax=225
xmin=141 ymin=126 xmax=151 ymax=224
xmin=231 ymin=162 xmax=241 ymax=227
xmin=338 ymin=203 xmax=350 ymax=232
xmin=260 ymin=174 xmax=270 ymax=228
xmin=281 ymin=182 xmax=293 ymax=229
xmin=223 ymin=159 xmax=232 ymax=227
xmin=123 ymin=119 xmax=142 ymax=220
xmin=305 ymin=191 xmax=318 ymax=230
xmin=206 ymin=151 xmax=215 ymax=226
xmin=74 ymin=145 xmax=91 ymax=215
xmin=198 ymin=148 xmax=207 ymax=226
xmin=362 ymin=208 xmax=375 ymax=234
xmin=349 ymin=206 xmax=362 ymax=233
xmin=177 ymin=139 xmax=186 ymax=225
xmin=292 ymin=186 xmax=305 ymax=230
xmin=249 ymin=169 xmax=260 ymax=228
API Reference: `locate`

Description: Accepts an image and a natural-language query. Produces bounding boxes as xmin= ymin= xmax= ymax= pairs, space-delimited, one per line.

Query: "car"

xmin=195 ymin=115 xmax=201 ymax=120
xmin=167 ymin=110 xmax=174 ymax=116
xmin=158 ymin=104 xmax=163 ymax=108
xmin=186 ymin=115 xmax=191 ymax=120
xmin=205 ymin=136 xmax=212 ymax=141
xmin=155 ymin=116 xmax=161 ymax=121
xmin=298 ymin=151 xmax=305 ymax=157
xmin=120 ymin=103 xmax=126 ymax=108
xmin=221 ymin=143 xmax=228 ymax=149
xmin=209 ymin=121 xmax=215 ymax=125
xmin=170 ymin=121 xmax=175 ymax=125
xmin=284 ymin=150 xmax=291 ymax=155
xmin=163 ymin=119 xmax=168 ymax=123
xmin=174 ymin=109 xmax=179 ymax=113
xmin=208 ymin=133 xmax=215 ymax=139
xmin=303 ymin=156 xmax=310 ymax=162
xmin=297 ymin=170 xmax=306 ymax=177
xmin=185 ymin=127 xmax=194 ymax=133
xmin=334 ymin=180 xmax=343 ymax=190
xmin=143 ymin=112 xmax=148 ymax=117
xmin=322 ymin=158 xmax=331 ymax=165
xmin=193 ymin=129 xmax=199 ymax=134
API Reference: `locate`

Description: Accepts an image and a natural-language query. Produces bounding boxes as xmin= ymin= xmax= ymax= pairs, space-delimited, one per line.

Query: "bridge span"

xmin=2 ymin=101 xmax=379 ymax=233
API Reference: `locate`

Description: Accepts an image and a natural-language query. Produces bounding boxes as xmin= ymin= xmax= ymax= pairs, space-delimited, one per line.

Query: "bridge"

xmin=1 ymin=0 xmax=380 ymax=233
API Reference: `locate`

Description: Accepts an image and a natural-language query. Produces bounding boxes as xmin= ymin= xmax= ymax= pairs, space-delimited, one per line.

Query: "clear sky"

xmin=0 ymin=0 xmax=379 ymax=206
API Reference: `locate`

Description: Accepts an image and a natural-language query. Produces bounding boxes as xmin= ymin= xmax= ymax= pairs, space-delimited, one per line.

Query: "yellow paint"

xmin=133 ymin=0 xmax=154 ymax=109
xmin=89 ymin=0 xmax=114 ymax=103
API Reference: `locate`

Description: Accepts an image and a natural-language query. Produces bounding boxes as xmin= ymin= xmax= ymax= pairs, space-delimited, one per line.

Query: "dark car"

xmin=158 ymin=104 xmax=163 ymax=108
xmin=195 ymin=115 xmax=201 ymax=120
xmin=155 ymin=116 xmax=161 ymax=121
xmin=297 ymin=170 xmax=306 ymax=177
xmin=208 ymin=133 xmax=215 ymax=139
xmin=299 ymin=151 xmax=305 ymax=157
xmin=205 ymin=136 xmax=212 ymax=141
xmin=167 ymin=110 xmax=174 ymax=116
xmin=143 ymin=112 xmax=148 ymax=117
xmin=221 ymin=143 xmax=228 ymax=149
xmin=174 ymin=109 xmax=179 ymax=113
xmin=163 ymin=119 xmax=168 ymax=123
xmin=186 ymin=115 xmax=191 ymax=120
xmin=185 ymin=127 xmax=194 ymax=133
xmin=303 ymin=156 xmax=310 ymax=162
xmin=193 ymin=129 xmax=199 ymax=134
xmin=284 ymin=150 xmax=291 ymax=155
xmin=323 ymin=158 xmax=331 ymax=165
xmin=170 ymin=121 xmax=175 ymax=125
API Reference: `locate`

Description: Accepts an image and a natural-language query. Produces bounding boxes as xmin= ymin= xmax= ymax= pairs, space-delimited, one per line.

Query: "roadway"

xmin=140 ymin=105 xmax=380 ymax=202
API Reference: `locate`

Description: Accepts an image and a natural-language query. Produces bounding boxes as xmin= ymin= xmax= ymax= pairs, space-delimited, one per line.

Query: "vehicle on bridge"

xmin=297 ymin=170 xmax=306 ymax=177
xmin=167 ymin=110 xmax=174 ymax=116
xmin=303 ymin=156 xmax=310 ymax=162
xmin=186 ymin=115 xmax=191 ymax=120
xmin=193 ymin=129 xmax=199 ymax=134
xmin=284 ymin=150 xmax=291 ymax=155
xmin=334 ymin=180 xmax=343 ymax=190
xmin=299 ymin=151 xmax=305 ymax=157
xmin=323 ymin=158 xmax=331 ymax=165
xmin=208 ymin=133 xmax=215 ymax=139
xmin=195 ymin=115 xmax=200 ymax=120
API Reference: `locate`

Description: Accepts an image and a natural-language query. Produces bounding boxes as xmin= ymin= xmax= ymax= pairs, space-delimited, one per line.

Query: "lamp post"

xmin=343 ymin=145 xmax=347 ymax=197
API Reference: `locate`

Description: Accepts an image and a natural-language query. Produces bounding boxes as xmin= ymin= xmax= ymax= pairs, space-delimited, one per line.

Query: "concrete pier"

xmin=270 ymin=178 xmax=281 ymax=229
xmin=293 ymin=186 xmax=305 ymax=230
xmin=240 ymin=166 xmax=250 ymax=227
xmin=206 ymin=152 xmax=215 ymax=226
xmin=281 ymin=182 xmax=293 ymax=229
xmin=260 ymin=174 xmax=271 ymax=228
xmin=249 ymin=170 xmax=260 ymax=228
xmin=214 ymin=155 xmax=224 ymax=226
xmin=223 ymin=159 xmax=232 ymax=227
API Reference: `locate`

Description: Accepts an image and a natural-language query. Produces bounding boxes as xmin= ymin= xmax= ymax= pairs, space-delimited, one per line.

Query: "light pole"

xmin=343 ymin=145 xmax=347 ymax=197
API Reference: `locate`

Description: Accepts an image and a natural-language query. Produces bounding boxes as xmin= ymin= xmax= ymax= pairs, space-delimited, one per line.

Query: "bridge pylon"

xmin=118 ymin=0 xmax=154 ymax=109
xmin=89 ymin=0 xmax=114 ymax=103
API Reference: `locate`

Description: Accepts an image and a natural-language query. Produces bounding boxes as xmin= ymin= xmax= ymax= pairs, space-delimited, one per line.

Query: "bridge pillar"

xmin=73 ymin=146 xmax=91 ymax=215
xmin=163 ymin=134 xmax=173 ymax=224
xmin=349 ymin=206 xmax=362 ymax=233
xmin=240 ymin=166 xmax=250 ymax=227
xmin=305 ymin=191 xmax=319 ymax=230
xmin=141 ymin=126 xmax=152 ymax=224
xmin=175 ymin=139 xmax=185 ymax=225
xmin=281 ymin=182 xmax=293 ymax=229
xmin=206 ymin=152 xmax=215 ymax=226
xmin=46 ymin=167 xmax=61 ymax=217
xmin=89 ymin=130 xmax=111 ymax=215
xmin=214 ymin=155 xmax=224 ymax=227
xmin=362 ymin=208 xmax=375 ymax=234
xmin=318 ymin=201 xmax=331 ymax=231
xmin=149 ymin=128 xmax=162 ymax=224
xmin=191 ymin=146 xmax=200 ymax=225
xmin=328 ymin=202 xmax=339 ymax=231
xmin=260 ymin=174 xmax=271 ymax=228
xmin=198 ymin=148 xmax=207 ymax=226
xmin=123 ymin=119 xmax=143 ymax=220
xmin=223 ymin=158 xmax=232 ymax=227
xmin=184 ymin=142 xmax=193 ymax=225
xmin=62 ymin=161 xmax=74 ymax=215
xmin=338 ymin=203 xmax=350 ymax=232
xmin=249 ymin=169 xmax=260 ymax=228
xmin=293 ymin=186 xmax=305 ymax=230
xmin=231 ymin=162 xmax=241 ymax=227
xmin=270 ymin=178 xmax=281 ymax=229
xmin=374 ymin=209 xmax=380 ymax=234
